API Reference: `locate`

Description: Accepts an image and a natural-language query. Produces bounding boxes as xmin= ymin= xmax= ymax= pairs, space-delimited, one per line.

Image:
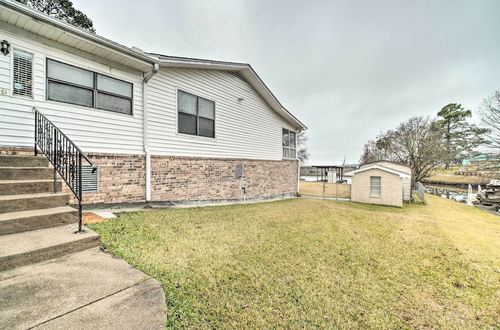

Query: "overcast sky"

xmin=73 ymin=0 xmax=500 ymax=164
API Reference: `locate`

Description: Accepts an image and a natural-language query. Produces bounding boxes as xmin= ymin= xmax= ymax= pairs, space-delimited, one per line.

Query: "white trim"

xmin=349 ymin=164 xmax=411 ymax=178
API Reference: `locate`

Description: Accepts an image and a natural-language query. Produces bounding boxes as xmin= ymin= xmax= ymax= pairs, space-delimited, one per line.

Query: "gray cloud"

xmin=73 ymin=0 xmax=500 ymax=164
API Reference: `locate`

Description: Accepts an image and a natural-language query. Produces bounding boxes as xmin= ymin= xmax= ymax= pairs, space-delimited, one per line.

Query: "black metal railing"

xmin=33 ymin=107 xmax=97 ymax=232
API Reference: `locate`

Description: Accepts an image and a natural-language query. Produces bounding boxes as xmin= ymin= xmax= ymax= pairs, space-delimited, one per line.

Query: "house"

xmin=349 ymin=161 xmax=412 ymax=207
xmin=0 ymin=0 xmax=306 ymax=207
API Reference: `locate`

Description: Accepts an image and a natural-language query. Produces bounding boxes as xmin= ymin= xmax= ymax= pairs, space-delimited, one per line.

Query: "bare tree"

xmin=479 ymin=91 xmax=500 ymax=151
xmin=297 ymin=131 xmax=310 ymax=163
xmin=360 ymin=117 xmax=445 ymax=184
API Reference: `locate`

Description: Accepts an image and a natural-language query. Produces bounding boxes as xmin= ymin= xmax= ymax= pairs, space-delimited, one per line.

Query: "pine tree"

xmin=15 ymin=0 xmax=95 ymax=33
xmin=437 ymin=103 xmax=489 ymax=169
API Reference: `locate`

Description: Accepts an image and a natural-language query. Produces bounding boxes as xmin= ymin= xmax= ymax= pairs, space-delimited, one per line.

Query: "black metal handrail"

xmin=33 ymin=107 xmax=97 ymax=232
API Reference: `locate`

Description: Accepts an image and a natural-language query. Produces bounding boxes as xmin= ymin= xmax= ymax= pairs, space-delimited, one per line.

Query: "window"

xmin=177 ymin=90 xmax=215 ymax=138
xmin=46 ymin=59 xmax=133 ymax=115
xmin=282 ymin=128 xmax=296 ymax=159
xmin=370 ymin=176 xmax=381 ymax=197
xmin=13 ymin=49 xmax=33 ymax=97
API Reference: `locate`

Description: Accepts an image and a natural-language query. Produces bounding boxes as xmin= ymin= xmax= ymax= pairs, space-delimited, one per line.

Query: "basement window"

xmin=178 ymin=90 xmax=215 ymax=138
xmin=46 ymin=59 xmax=133 ymax=115
xmin=13 ymin=49 xmax=33 ymax=98
xmin=370 ymin=176 xmax=381 ymax=197
xmin=282 ymin=128 xmax=296 ymax=159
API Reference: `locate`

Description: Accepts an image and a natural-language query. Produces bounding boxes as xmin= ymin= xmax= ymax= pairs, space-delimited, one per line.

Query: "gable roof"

xmin=349 ymin=164 xmax=411 ymax=178
xmin=0 ymin=0 xmax=306 ymax=131
xmin=148 ymin=54 xmax=307 ymax=130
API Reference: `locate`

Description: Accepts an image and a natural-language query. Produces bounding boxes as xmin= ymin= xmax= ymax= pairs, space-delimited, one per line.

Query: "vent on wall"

xmin=13 ymin=49 xmax=33 ymax=97
xmin=81 ymin=165 xmax=99 ymax=193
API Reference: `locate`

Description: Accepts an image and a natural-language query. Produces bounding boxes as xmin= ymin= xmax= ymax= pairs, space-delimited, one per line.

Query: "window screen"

xmin=46 ymin=59 xmax=133 ymax=115
xmin=282 ymin=128 xmax=296 ymax=159
xmin=178 ymin=90 xmax=215 ymax=138
xmin=370 ymin=176 xmax=381 ymax=197
xmin=13 ymin=49 xmax=33 ymax=97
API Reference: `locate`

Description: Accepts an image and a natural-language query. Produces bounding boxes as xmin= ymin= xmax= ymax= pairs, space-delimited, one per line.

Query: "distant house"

xmin=349 ymin=161 xmax=412 ymax=207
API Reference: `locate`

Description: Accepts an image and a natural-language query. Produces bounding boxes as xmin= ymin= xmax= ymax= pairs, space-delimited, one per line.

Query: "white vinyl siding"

xmin=370 ymin=176 xmax=381 ymax=197
xmin=147 ymin=68 xmax=297 ymax=160
xmin=0 ymin=30 xmax=144 ymax=154
xmin=0 ymin=30 xmax=300 ymax=160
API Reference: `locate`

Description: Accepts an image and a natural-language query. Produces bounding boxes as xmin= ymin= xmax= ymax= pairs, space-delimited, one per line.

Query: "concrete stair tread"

xmin=0 ymin=166 xmax=50 ymax=169
xmin=0 ymin=192 xmax=68 ymax=201
xmin=0 ymin=154 xmax=45 ymax=157
xmin=0 ymin=206 xmax=76 ymax=222
xmin=0 ymin=224 xmax=98 ymax=258
xmin=0 ymin=179 xmax=59 ymax=184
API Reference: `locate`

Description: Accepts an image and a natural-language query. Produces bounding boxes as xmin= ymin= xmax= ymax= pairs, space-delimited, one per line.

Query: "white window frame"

xmin=11 ymin=48 xmax=34 ymax=99
xmin=370 ymin=176 xmax=382 ymax=197
xmin=282 ymin=128 xmax=297 ymax=159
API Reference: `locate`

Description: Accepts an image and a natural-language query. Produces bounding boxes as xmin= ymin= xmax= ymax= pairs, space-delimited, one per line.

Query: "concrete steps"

xmin=0 ymin=179 xmax=62 ymax=195
xmin=0 ymin=167 xmax=53 ymax=180
xmin=0 ymin=224 xmax=99 ymax=272
xmin=0 ymin=153 xmax=100 ymax=273
xmin=0 ymin=155 xmax=48 ymax=167
xmin=0 ymin=206 xmax=78 ymax=235
xmin=0 ymin=192 xmax=69 ymax=214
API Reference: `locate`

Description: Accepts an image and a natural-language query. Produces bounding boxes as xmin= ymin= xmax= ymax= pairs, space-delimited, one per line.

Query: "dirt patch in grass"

xmin=82 ymin=212 xmax=107 ymax=224
xmin=89 ymin=196 xmax=500 ymax=329
xmin=299 ymin=181 xmax=351 ymax=198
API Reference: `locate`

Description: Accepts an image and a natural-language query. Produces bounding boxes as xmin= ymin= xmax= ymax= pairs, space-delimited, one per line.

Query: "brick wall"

xmin=1 ymin=146 xmax=298 ymax=205
xmin=151 ymin=156 xmax=298 ymax=202
xmin=72 ymin=153 xmax=146 ymax=205
xmin=351 ymin=169 xmax=403 ymax=207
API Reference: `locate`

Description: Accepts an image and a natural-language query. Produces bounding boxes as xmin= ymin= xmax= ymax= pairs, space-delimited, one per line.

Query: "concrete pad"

xmin=0 ymin=248 xmax=166 ymax=329
xmin=36 ymin=279 xmax=166 ymax=330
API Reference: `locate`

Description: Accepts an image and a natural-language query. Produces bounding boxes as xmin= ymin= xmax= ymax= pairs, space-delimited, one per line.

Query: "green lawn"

xmin=89 ymin=196 xmax=500 ymax=329
xmin=299 ymin=181 xmax=351 ymax=198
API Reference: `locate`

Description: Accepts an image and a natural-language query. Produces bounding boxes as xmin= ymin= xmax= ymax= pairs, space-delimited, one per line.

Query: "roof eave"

xmin=0 ymin=0 xmax=158 ymax=69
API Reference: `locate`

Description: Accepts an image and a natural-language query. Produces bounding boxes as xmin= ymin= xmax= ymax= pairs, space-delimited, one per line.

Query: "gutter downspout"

xmin=143 ymin=63 xmax=159 ymax=202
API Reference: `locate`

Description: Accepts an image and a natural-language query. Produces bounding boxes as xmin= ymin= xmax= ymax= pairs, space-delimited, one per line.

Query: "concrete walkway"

xmin=0 ymin=248 xmax=166 ymax=329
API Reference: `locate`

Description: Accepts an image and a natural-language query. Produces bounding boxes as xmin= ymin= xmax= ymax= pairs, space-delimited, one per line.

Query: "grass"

xmin=422 ymin=174 xmax=492 ymax=185
xmin=299 ymin=181 xmax=351 ymax=198
xmin=89 ymin=196 xmax=500 ymax=329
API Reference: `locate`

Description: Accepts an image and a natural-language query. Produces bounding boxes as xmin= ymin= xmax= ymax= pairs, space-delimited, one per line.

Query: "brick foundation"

xmin=151 ymin=156 xmax=298 ymax=202
xmin=1 ymin=147 xmax=298 ymax=205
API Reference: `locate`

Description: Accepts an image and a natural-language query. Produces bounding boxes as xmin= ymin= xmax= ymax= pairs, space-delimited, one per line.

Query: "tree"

xmin=297 ymin=131 xmax=310 ymax=163
xmin=360 ymin=117 xmax=445 ymax=184
xmin=437 ymin=103 xmax=489 ymax=168
xmin=15 ymin=0 xmax=95 ymax=33
xmin=479 ymin=91 xmax=500 ymax=151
